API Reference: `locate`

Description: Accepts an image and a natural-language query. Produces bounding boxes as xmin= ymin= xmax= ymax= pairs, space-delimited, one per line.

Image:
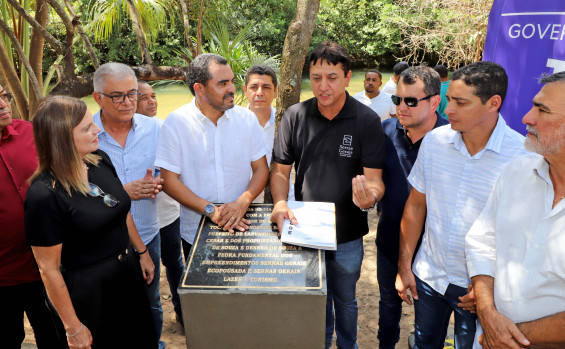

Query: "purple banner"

xmin=483 ymin=1 xmax=565 ymax=134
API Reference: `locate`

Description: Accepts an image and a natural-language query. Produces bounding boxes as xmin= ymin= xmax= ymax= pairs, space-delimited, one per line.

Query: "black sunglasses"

xmin=391 ymin=94 xmax=436 ymax=107
xmin=89 ymin=183 xmax=119 ymax=207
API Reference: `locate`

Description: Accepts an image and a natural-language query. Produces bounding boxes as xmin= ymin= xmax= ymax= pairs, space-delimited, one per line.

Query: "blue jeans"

xmin=325 ymin=238 xmax=364 ymax=349
xmin=413 ymin=275 xmax=476 ymax=349
xmin=160 ymin=217 xmax=185 ymax=317
xmin=376 ymin=250 xmax=402 ymax=349
xmin=146 ymin=234 xmax=165 ymax=349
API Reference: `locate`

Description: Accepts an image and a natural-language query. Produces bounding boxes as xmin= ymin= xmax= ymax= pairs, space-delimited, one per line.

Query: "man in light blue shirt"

xmin=92 ymin=62 xmax=165 ymax=349
xmin=396 ymin=61 xmax=528 ymax=349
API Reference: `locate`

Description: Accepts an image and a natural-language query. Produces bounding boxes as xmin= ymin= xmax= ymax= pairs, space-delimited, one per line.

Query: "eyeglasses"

xmin=0 ymin=93 xmax=13 ymax=104
xmin=88 ymin=183 xmax=119 ymax=207
xmin=99 ymin=91 xmax=140 ymax=104
xmin=391 ymin=94 xmax=436 ymax=107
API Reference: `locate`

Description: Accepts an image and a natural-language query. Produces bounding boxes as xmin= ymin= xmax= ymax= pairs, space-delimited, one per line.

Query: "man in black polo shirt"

xmin=270 ymin=41 xmax=385 ymax=349
xmin=377 ymin=66 xmax=448 ymax=349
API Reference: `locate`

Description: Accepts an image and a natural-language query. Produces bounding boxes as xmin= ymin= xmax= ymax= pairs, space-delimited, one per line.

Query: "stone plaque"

xmin=178 ymin=203 xmax=326 ymax=349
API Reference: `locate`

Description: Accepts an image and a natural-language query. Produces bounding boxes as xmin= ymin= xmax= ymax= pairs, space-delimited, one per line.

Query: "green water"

xmin=82 ymin=70 xmax=392 ymax=119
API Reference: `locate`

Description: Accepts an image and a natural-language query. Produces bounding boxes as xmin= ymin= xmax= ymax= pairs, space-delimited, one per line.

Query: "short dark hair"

xmin=399 ymin=66 xmax=441 ymax=96
xmin=186 ymin=53 xmax=229 ymax=96
xmin=245 ymin=65 xmax=278 ymax=88
xmin=539 ymin=71 xmax=565 ymax=84
xmin=365 ymin=69 xmax=382 ymax=80
xmin=393 ymin=61 xmax=409 ymax=76
xmin=309 ymin=41 xmax=350 ymax=76
xmin=433 ymin=65 xmax=448 ymax=79
xmin=452 ymin=61 xmax=508 ymax=109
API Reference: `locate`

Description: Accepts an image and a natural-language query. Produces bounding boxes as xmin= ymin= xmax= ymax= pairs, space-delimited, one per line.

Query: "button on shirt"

xmin=93 ymin=111 xmax=160 ymax=245
xmin=408 ymin=116 xmax=527 ymax=294
xmin=0 ymin=120 xmax=41 ymax=285
xmin=154 ymin=101 xmax=266 ymax=244
xmin=352 ymin=91 xmax=396 ymax=121
xmin=466 ymin=153 xmax=565 ymax=324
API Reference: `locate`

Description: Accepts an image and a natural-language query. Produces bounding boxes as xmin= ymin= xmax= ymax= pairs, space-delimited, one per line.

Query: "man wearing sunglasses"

xmin=92 ymin=63 xmax=166 ymax=349
xmin=0 ymin=85 xmax=66 ymax=347
xmin=395 ymin=61 xmax=528 ymax=349
xmin=376 ymin=66 xmax=448 ymax=349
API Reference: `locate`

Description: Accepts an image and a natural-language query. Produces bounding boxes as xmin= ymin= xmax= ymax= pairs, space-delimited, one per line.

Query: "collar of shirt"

xmin=94 ymin=110 xmax=139 ymax=135
xmin=1 ymin=123 xmax=20 ymax=141
xmin=313 ymin=91 xmax=357 ymax=121
xmin=245 ymin=104 xmax=276 ymax=131
xmin=531 ymin=155 xmax=565 ymax=216
xmin=451 ymin=114 xmax=507 ymax=157
xmin=400 ymin=111 xmax=447 ymax=149
xmin=191 ymin=99 xmax=232 ymax=126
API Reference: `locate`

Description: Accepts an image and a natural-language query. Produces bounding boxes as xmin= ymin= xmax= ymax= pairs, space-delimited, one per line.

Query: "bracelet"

xmin=360 ymin=196 xmax=378 ymax=212
xmin=136 ymin=247 xmax=148 ymax=255
xmin=66 ymin=323 xmax=83 ymax=338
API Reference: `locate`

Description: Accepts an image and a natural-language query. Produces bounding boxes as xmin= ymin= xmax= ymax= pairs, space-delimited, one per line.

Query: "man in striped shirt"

xmin=395 ymin=61 xmax=528 ymax=349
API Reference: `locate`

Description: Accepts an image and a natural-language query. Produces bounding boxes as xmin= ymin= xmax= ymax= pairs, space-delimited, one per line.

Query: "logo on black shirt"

xmin=339 ymin=135 xmax=353 ymax=157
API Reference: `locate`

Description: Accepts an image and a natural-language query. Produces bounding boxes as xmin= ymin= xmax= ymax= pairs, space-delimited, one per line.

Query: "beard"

xmin=524 ymin=124 xmax=565 ymax=155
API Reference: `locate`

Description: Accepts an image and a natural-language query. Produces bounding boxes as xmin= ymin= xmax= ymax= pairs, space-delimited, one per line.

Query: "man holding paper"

xmin=270 ymin=41 xmax=385 ymax=349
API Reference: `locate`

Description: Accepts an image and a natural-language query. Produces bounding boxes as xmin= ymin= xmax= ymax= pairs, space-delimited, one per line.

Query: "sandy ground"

xmin=23 ymin=210 xmax=415 ymax=348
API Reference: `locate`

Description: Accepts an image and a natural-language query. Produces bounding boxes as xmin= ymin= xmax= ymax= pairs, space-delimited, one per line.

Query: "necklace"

xmin=553 ymin=194 xmax=565 ymax=204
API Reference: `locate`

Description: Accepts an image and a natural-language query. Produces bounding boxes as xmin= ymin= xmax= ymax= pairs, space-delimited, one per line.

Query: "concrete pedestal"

xmin=178 ymin=204 xmax=327 ymax=349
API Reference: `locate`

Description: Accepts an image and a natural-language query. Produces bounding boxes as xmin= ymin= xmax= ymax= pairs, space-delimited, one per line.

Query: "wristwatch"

xmin=204 ymin=203 xmax=215 ymax=218
xmin=361 ymin=196 xmax=377 ymax=212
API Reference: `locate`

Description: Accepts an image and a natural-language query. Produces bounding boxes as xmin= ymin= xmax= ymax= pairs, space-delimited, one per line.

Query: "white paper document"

xmin=280 ymin=201 xmax=337 ymax=250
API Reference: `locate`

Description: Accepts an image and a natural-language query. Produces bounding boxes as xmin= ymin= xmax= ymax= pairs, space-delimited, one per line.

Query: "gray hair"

xmin=539 ymin=71 xmax=565 ymax=84
xmin=93 ymin=62 xmax=137 ymax=92
xmin=186 ymin=53 xmax=228 ymax=96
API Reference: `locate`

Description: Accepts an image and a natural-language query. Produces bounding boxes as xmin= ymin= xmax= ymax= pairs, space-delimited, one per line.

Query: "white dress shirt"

xmin=253 ymin=106 xmax=294 ymax=203
xmin=466 ymin=153 xmax=565 ymax=347
xmin=154 ymin=101 xmax=266 ymax=243
xmin=382 ymin=77 xmax=397 ymax=95
xmin=408 ymin=116 xmax=527 ymax=294
xmin=154 ymin=118 xmax=180 ymax=229
xmin=352 ymin=91 xmax=396 ymax=121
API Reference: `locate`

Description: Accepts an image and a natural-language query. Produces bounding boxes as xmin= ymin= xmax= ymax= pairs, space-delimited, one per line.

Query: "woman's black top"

xmin=25 ymin=150 xmax=131 ymax=269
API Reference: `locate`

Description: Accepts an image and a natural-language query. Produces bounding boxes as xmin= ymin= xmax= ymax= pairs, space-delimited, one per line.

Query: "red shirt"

xmin=0 ymin=119 xmax=40 ymax=286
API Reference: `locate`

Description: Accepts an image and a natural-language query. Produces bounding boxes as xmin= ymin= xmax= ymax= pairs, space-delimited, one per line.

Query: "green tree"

xmin=316 ymin=0 xmax=402 ymax=67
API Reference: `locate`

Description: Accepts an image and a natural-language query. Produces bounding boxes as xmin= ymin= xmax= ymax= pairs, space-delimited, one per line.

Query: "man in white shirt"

xmin=137 ymin=80 xmax=185 ymax=325
xmin=395 ymin=61 xmax=528 ymax=349
xmin=466 ymin=71 xmax=565 ymax=349
xmin=155 ymin=54 xmax=269 ymax=261
xmin=352 ymin=70 xmax=396 ymax=121
xmin=243 ymin=65 xmax=294 ymax=201
xmin=382 ymin=62 xmax=409 ymax=95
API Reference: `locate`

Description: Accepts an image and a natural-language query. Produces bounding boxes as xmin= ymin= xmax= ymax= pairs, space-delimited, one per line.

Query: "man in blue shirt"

xmin=434 ymin=65 xmax=450 ymax=120
xmin=92 ymin=62 xmax=165 ymax=349
xmin=377 ymin=66 xmax=448 ymax=349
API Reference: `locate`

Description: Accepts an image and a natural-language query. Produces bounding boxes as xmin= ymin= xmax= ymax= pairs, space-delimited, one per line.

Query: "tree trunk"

xmin=49 ymin=65 xmax=189 ymax=97
xmin=6 ymin=0 xmax=64 ymax=55
xmin=178 ymin=0 xmax=197 ymax=59
xmin=0 ymin=18 xmax=42 ymax=117
xmin=196 ymin=0 xmax=205 ymax=56
xmin=46 ymin=0 xmax=76 ymax=79
xmin=63 ymin=0 xmax=99 ymax=69
xmin=28 ymin=0 xmax=49 ymax=109
xmin=264 ymin=0 xmax=320 ymax=203
xmin=0 ymin=36 xmax=29 ymax=119
xmin=126 ymin=0 xmax=153 ymax=65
